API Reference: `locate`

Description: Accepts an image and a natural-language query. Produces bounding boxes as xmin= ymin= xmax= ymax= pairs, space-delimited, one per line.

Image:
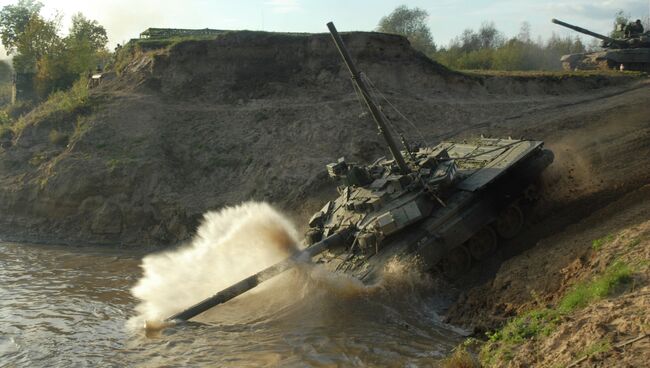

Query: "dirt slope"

xmin=441 ymin=77 xmax=650 ymax=367
xmin=0 ymin=31 xmax=641 ymax=247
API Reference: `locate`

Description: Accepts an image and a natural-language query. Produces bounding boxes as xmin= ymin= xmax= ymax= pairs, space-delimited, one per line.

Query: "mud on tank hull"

xmin=309 ymin=139 xmax=554 ymax=283
xmin=560 ymin=49 xmax=650 ymax=72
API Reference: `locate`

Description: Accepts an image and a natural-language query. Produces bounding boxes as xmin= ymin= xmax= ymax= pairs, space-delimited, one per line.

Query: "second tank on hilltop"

xmin=551 ymin=18 xmax=650 ymax=71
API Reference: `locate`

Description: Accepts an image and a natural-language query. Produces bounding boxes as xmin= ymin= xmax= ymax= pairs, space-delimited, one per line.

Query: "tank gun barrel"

xmin=326 ymin=22 xmax=410 ymax=174
xmin=551 ymin=18 xmax=622 ymax=46
xmin=166 ymin=228 xmax=353 ymax=322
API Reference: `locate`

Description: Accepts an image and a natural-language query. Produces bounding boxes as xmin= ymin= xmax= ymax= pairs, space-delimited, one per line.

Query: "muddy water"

xmin=0 ymin=241 xmax=462 ymax=367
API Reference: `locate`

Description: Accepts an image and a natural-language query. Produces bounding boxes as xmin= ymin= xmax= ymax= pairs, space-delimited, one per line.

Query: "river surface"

xmin=0 ymin=241 xmax=462 ymax=367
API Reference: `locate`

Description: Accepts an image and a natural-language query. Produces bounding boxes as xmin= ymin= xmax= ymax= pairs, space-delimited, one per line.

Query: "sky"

xmin=0 ymin=0 xmax=649 ymax=55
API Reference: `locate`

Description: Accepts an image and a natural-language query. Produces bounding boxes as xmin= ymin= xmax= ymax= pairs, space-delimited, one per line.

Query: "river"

xmin=0 ymin=241 xmax=463 ymax=367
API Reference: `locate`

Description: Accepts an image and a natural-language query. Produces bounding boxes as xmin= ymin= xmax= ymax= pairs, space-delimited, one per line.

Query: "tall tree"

xmin=0 ymin=0 xmax=42 ymax=54
xmin=13 ymin=13 xmax=61 ymax=72
xmin=63 ymin=13 xmax=108 ymax=75
xmin=610 ymin=10 xmax=630 ymax=38
xmin=517 ymin=21 xmax=532 ymax=43
xmin=477 ymin=22 xmax=504 ymax=49
xmin=377 ymin=5 xmax=436 ymax=54
xmin=67 ymin=13 xmax=107 ymax=52
xmin=451 ymin=23 xmax=504 ymax=53
xmin=35 ymin=14 xmax=108 ymax=97
xmin=0 ymin=1 xmax=109 ymax=99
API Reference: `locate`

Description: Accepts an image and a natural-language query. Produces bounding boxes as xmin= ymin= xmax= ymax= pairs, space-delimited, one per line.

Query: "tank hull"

xmin=561 ymin=48 xmax=650 ymax=71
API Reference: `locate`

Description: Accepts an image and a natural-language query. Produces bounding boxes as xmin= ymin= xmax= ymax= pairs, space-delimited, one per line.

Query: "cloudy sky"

xmin=1 ymin=0 xmax=649 ymax=53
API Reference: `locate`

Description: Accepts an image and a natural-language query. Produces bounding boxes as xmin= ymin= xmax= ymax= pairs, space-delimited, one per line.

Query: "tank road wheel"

xmin=467 ymin=226 xmax=497 ymax=260
xmin=440 ymin=245 xmax=472 ymax=278
xmin=495 ymin=204 xmax=524 ymax=239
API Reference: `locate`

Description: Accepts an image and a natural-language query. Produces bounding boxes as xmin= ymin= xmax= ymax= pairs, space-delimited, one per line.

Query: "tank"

xmin=551 ymin=18 xmax=650 ymax=71
xmin=166 ymin=22 xmax=554 ymax=323
xmin=306 ymin=137 xmax=553 ymax=282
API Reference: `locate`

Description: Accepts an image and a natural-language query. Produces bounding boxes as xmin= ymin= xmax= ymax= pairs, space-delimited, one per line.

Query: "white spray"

xmin=131 ymin=202 xmax=301 ymax=324
xmin=130 ymin=201 xmax=435 ymax=329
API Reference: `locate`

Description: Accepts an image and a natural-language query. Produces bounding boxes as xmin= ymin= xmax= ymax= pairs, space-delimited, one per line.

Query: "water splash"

xmin=130 ymin=202 xmax=440 ymax=331
xmin=131 ymin=202 xmax=300 ymax=324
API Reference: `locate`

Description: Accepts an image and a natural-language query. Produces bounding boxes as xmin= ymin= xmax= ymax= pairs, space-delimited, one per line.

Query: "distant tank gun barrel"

xmin=166 ymin=227 xmax=353 ymax=322
xmin=326 ymin=21 xmax=410 ymax=174
xmin=551 ymin=18 xmax=623 ymax=47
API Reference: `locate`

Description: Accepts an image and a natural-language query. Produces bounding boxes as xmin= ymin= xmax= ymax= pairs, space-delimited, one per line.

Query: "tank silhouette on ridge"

xmin=552 ymin=18 xmax=650 ymax=71
xmin=166 ymin=22 xmax=554 ymax=323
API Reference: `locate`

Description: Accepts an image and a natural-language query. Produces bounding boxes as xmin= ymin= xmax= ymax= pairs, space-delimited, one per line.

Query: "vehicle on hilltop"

xmin=552 ymin=18 xmax=650 ymax=71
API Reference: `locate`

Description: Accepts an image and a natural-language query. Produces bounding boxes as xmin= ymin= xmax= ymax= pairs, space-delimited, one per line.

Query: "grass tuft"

xmin=480 ymin=308 xmax=560 ymax=366
xmin=558 ymin=261 xmax=632 ymax=312
xmin=480 ymin=261 xmax=634 ymax=367
xmin=626 ymin=238 xmax=641 ymax=249
xmin=442 ymin=346 xmax=481 ymax=368
xmin=592 ymin=234 xmax=615 ymax=251
xmin=490 ymin=308 xmax=561 ymax=343
xmin=576 ymin=339 xmax=612 ymax=360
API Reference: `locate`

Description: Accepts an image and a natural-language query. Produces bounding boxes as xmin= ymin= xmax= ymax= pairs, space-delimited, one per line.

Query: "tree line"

xmin=0 ymin=0 xmax=108 ymax=100
xmin=377 ymin=5 xmax=640 ymax=71
xmin=433 ymin=21 xmax=586 ymax=71
xmin=0 ymin=2 xmax=641 ymax=108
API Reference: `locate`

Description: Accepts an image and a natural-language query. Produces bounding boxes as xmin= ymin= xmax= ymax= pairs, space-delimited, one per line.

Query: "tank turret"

xmin=552 ymin=18 xmax=650 ymax=49
xmin=552 ymin=19 xmax=622 ymax=48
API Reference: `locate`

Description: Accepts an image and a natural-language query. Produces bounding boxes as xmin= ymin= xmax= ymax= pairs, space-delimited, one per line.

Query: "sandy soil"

xmin=453 ymin=186 xmax=650 ymax=367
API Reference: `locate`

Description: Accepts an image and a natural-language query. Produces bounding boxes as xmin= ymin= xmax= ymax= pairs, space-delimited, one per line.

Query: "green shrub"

xmin=0 ymin=124 xmax=13 ymax=141
xmin=46 ymin=79 xmax=90 ymax=114
xmin=13 ymin=79 xmax=90 ymax=135
xmin=5 ymin=100 xmax=35 ymax=120
xmin=0 ymin=110 xmax=11 ymax=125
xmin=48 ymin=129 xmax=69 ymax=146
